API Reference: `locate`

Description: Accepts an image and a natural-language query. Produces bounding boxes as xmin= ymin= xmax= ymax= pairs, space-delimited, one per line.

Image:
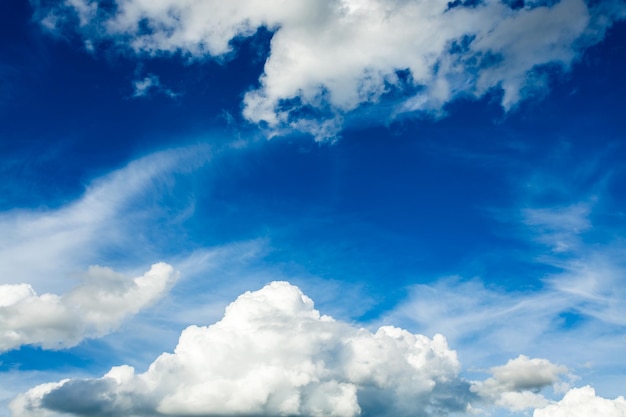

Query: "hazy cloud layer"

xmin=33 ymin=0 xmax=626 ymax=138
xmin=9 ymin=281 xmax=568 ymax=417
xmin=533 ymin=386 xmax=626 ymax=417
xmin=0 ymin=263 xmax=177 ymax=352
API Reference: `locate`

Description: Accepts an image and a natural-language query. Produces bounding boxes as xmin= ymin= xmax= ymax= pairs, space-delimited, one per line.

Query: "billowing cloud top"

xmin=11 ymin=281 xmax=469 ymax=417
xmin=10 ymin=280 xmax=583 ymax=417
xmin=534 ymin=386 xmax=626 ymax=417
xmin=35 ymin=0 xmax=626 ymax=138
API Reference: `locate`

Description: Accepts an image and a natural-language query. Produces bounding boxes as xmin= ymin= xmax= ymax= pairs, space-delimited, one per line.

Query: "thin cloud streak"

xmin=0 ymin=145 xmax=211 ymax=292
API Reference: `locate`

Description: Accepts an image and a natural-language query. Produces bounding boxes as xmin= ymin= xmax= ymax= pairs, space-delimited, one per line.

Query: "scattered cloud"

xmin=533 ymin=386 xmax=626 ymax=417
xmin=0 ymin=263 xmax=177 ymax=353
xmin=32 ymin=0 xmax=626 ymax=138
xmin=131 ymin=74 xmax=178 ymax=99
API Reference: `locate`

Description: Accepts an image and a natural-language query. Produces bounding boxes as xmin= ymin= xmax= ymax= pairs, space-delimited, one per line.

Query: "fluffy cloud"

xmin=34 ymin=0 xmax=626 ymax=138
xmin=0 ymin=263 xmax=178 ymax=352
xmin=10 ymin=281 xmax=473 ymax=417
xmin=0 ymin=145 xmax=217 ymax=353
xmin=472 ymin=355 xmax=568 ymax=411
xmin=10 ymin=281 xmax=574 ymax=417
xmin=533 ymin=386 xmax=626 ymax=417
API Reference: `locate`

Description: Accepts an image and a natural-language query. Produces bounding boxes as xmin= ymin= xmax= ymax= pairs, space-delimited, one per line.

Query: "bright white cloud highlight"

xmin=533 ymin=386 xmax=626 ymax=417
xmin=0 ymin=263 xmax=178 ymax=352
xmin=0 ymin=145 xmax=213 ymax=353
xmin=11 ymin=281 xmax=475 ymax=417
xmin=35 ymin=0 xmax=626 ymax=138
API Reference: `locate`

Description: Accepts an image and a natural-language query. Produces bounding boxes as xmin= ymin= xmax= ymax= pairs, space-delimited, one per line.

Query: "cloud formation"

xmin=0 ymin=145 xmax=214 ymax=354
xmin=9 ymin=281 xmax=570 ymax=417
xmin=0 ymin=263 xmax=178 ymax=352
xmin=34 ymin=0 xmax=626 ymax=138
xmin=533 ymin=386 xmax=626 ymax=417
xmin=472 ymin=355 xmax=568 ymax=411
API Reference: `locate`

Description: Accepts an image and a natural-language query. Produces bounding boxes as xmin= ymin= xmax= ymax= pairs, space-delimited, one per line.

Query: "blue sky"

xmin=1 ymin=0 xmax=626 ymax=416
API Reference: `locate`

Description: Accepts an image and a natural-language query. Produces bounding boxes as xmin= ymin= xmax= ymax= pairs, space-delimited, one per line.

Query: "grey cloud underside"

xmin=34 ymin=0 xmax=626 ymax=139
xmin=11 ymin=282 xmax=574 ymax=417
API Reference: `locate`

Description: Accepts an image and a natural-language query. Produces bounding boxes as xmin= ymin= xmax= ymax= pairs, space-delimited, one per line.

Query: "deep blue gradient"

xmin=1 ymin=1 xmax=626 ymax=415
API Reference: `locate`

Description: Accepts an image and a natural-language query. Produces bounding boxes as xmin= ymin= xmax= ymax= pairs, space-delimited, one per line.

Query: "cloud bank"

xmin=35 ymin=0 xmax=626 ymax=138
xmin=0 ymin=263 xmax=178 ymax=352
xmin=10 ymin=281 xmax=570 ymax=417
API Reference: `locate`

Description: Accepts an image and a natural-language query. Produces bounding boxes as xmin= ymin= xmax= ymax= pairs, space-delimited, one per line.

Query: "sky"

xmin=1 ymin=0 xmax=626 ymax=416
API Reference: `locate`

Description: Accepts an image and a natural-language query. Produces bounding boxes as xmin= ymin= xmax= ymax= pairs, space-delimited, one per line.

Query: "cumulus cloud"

xmin=0 ymin=263 xmax=178 ymax=352
xmin=0 ymin=145 xmax=215 ymax=354
xmin=472 ymin=355 xmax=568 ymax=411
xmin=10 ymin=281 xmax=475 ymax=417
xmin=9 ymin=281 xmax=573 ymax=417
xmin=33 ymin=0 xmax=626 ymax=138
xmin=533 ymin=386 xmax=626 ymax=417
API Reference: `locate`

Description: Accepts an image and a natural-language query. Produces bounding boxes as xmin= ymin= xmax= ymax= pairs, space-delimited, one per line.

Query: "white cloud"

xmin=472 ymin=355 xmax=568 ymax=411
xmin=11 ymin=281 xmax=477 ymax=417
xmin=132 ymin=74 xmax=177 ymax=98
xmin=0 ymin=145 xmax=216 ymax=354
xmin=0 ymin=263 xmax=178 ymax=352
xmin=33 ymin=0 xmax=626 ymax=138
xmin=521 ymin=202 xmax=592 ymax=252
xmin=533 ymin=386 xmax=626 ymax=417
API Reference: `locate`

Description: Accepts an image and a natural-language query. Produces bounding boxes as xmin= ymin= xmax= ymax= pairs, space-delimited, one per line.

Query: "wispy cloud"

xmin=384 ymin=157 xmax=626 ymax=402
xmin=0 ymin=145 xmax=213 ymax=353
xmin=32 ymin=0 xmax=626 ymax=139
xmin=0 ymin=145 xmax=210 ymax=291
xmin=131 ymin=74 xmax=178 ymax=99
